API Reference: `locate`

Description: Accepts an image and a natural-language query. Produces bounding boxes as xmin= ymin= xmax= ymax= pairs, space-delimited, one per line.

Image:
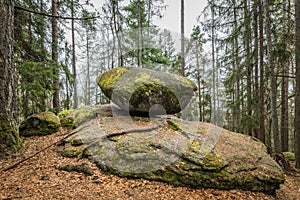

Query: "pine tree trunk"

xmin=244 ymin=0 xmax=252 ymax=136
xmin=52 ymin=0 xmax=60 ymax=114
xmin=253 ymin=0 xmax=259 ymax=138
xmin=0 ymin=0 xmax=22 ymax=155
xmin=258 ymin=0 xmax=265 ymax=143
xmin=71 ymin=0 xmax=78 ymax=109
xmin=85 ymin=30 xmax=91 ymax=105
xmin=180 ymin=0 xmax=185 ymax=76
xmin=211 ymin=1 xmax=216 ymax=123
xmin=294 ymin=0 xmax=300 ymax=169
xmin=266 ymin=0 xmax=280 ymax=152
xmin=137 ymin=0 xmax=142 ymax=67
xmin=281 ymin=2 xmax=290 ymax=152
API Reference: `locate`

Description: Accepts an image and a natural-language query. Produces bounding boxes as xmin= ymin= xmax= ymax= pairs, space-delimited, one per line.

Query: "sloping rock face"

xmin=57 ymin=105 xmax=284 ymax=194
xmin=19 ymin=112 xmax=60 ymax=137
xmin=97 ymin=67 xmax=197 ymax=114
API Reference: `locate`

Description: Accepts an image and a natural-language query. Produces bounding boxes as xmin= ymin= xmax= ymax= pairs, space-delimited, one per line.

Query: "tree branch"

xmin=15 ymin=5 xmax=100 ymax=21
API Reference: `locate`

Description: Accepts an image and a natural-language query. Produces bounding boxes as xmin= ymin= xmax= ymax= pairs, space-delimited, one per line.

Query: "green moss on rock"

xmin=19 ymin=112 xmax=60 ymax=137
xmin=282 ymin=152 xmax=295 ymax=161
xmin=166 ymin=120 xmax=181 ymax=131
xmin=58 ymin=110 xmax=73 ymax=118
xmin=60 ymin=117 xmax=75 ymax=129
xmin=60 ymin=146 xmax=85 ymax=158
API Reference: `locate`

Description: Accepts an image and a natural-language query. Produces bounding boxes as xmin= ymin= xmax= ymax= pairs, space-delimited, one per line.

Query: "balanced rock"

xmin=97 ymin=67 xmax=197 ymax=114
xmin=19 ymin=112 xmax=60 ymax=137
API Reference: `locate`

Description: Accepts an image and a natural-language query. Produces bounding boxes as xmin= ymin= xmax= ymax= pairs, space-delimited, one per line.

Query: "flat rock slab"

xmin=97 ymin=67 xmax=197 ymax=114
xmin=57 ymin=105 xmax=284 ymax=194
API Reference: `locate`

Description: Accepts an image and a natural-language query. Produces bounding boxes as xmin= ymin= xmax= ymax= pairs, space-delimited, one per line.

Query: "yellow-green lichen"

xmin=97 ymin=67 xmax=131 ymax=98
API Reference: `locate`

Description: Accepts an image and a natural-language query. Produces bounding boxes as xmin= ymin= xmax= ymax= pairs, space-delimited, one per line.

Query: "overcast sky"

xmin=91 ymin=0 xmax=207 ymax=36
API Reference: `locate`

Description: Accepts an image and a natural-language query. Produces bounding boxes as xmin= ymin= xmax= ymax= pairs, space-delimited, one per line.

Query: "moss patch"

xmin=60 ymin=117 xmax=75 ymax=129
xmin=58 ymin=110 xmax=73 ymax=118
xmin=282 ymin=152 xmax=295 ymax=161
xmin=0 ymin=118 xmax=23 ymax=154
xmin=166 ymin=120 xmax=181 ymax=131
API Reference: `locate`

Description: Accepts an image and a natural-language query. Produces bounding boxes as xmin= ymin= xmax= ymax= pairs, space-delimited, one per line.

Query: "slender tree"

xmin=210 ymin=0 xmax=216 ymax=123
xmin=265 ymin=0 xmax=280 ymax=152
xmin=295 ymin=0 xmax=300 ymax=168
xmin=180 ymin=0 xmax=185 ymax=76
xmin=52 ymin=0 xmax=60 ymax=114
xmin=137 ymin=0 xmax=142 ymax=67
xmin=0 ymin=0 xmax=22 ymax=154
xmin=71 ymin=0 xmax=78 ymax=109
xmin=258 ymin=0 xmax=265 ymax=143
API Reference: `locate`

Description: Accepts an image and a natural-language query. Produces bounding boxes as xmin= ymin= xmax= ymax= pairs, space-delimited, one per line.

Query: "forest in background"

xmin=0 ymin=0 xmax=300 ymax=169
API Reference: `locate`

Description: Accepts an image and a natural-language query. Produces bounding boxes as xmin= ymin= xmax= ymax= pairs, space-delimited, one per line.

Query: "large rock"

xmin=97 ymin=67 xmax=197 ymax=114
xmin=19 ymin=112 xmax=60 ymax=137
xmin=57 ymin=106 xmax=284 ymax=194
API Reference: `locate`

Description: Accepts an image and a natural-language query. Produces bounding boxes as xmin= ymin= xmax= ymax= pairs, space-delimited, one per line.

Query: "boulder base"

xmin=58 ymin=105 xmax=284 ymax=194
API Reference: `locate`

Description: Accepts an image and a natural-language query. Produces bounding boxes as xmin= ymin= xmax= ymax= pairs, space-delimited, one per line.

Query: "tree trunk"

xmin=258 ymin=0 xmax=265 ymax=143
xmin=0 ymin=0 xmax=22 ymax=155
xmin=137 ymin=0 xmax=142 ymax=67
xmin=85 ymin=30 xmax=91 ymax=105
xmin=196 ymin=41 xmax=202 ymax=121
xmin=211 ymin=1 xmax=216 ymax=124
xmin=244 ymin=0 xmax=252 ymax=136
xmin=294 ymin=0 xmax=300 ymax=169
xmin=180 ymin=0 xmax=185 ymax=76
xmin=253 ymin=0 xmax=259 ymax=138
xmin=52 ymin=0 xmax=60 ymax=114
xmin=71 ymin=0 xmax=78 ymax=109
xmin=266 ymin=0 xmax=280 ymax=152
xmin=280 ymin=1 xmax=291 ymax=152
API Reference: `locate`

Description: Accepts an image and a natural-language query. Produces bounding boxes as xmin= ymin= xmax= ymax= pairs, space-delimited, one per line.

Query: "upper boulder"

xmin=97 ymin=67 xmax=197 ymax=114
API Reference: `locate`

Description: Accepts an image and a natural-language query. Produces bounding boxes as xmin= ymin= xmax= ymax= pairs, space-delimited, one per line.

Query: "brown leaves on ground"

xmin=0 ymin=128 xmax=298 ymax=200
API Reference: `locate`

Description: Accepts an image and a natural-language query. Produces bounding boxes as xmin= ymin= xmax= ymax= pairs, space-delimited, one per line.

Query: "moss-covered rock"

xmin=58 ymin=110 xmax=73 ymax=118
xmin=58 ymin=116 xmax=285 ymax=194
xmin=58 ymin=110 xmax=75 ymax=129
xmin=19 ymin=112 xmax=60 ymax=137
xmin=282 ymin=152 xmax=295 ymax=161
xmin=97 ymin=67 xmax=197 ymax=114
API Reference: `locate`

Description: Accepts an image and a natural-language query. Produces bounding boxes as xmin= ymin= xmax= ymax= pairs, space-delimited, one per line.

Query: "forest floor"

xmin=0 ymin=128 xmax=300 ymax=200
